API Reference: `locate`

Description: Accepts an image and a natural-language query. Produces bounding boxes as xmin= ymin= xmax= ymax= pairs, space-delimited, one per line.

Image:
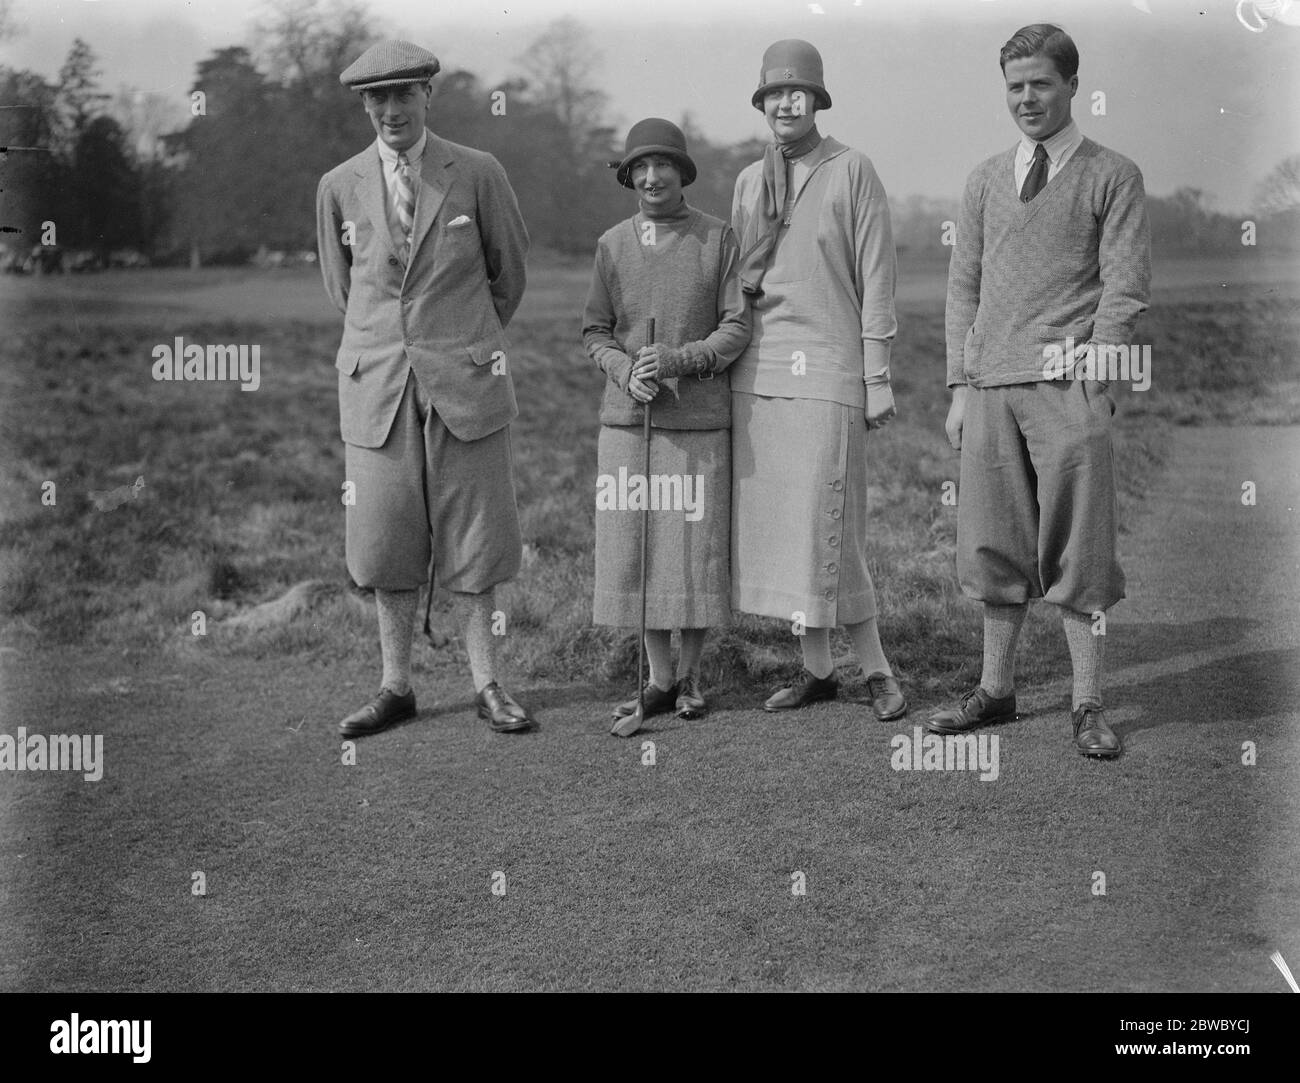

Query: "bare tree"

xmin=516 ymin=17 xmax=608 ymax=155
xmin=1254 ymin=154 xmax=1300 ymax=215
xmin=253 ymin=0 xmax=378 ymax=100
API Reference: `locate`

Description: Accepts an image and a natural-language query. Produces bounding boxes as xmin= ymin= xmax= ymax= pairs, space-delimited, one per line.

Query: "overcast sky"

xmin=3 ymin=0 xmax=1297 ymax=210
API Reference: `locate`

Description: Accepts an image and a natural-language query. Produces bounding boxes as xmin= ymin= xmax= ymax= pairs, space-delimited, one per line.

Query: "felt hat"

xmin=610 ymin=118 xmax=697 ymax=189
xmin=750 ymin=39 xmax=832 ymax=111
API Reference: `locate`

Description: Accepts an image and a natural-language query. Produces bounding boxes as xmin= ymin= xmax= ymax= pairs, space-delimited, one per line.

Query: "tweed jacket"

xmin=316 ymin=130 xmax=529 ymax=446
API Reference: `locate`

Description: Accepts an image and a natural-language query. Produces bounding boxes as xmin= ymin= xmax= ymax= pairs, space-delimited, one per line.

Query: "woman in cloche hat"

xmin=729 ymin=40 xmax=909 ymax=723
xmin=582 ymin=118 xmax=751 ymax=726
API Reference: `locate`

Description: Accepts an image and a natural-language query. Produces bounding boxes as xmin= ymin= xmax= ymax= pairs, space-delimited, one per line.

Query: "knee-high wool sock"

xmin=453 ymin=590 xmax=500 ymax=693
xmin=981 ymin=602 xmax=1028 ymax=699
xmin=376 ymin=588 xmax=419 ymax=695
xmin=1061 ymin=607 xmax=1105 ymax=710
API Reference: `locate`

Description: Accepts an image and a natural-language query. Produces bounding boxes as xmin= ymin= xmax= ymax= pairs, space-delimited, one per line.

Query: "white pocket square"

xmin=447 ymin=214 xmax=472 ymax=227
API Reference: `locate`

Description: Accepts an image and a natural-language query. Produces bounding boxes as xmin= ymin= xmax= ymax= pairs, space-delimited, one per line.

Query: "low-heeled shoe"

xmin=1072 ymin=702 xmax=1121 ymax=758
xmin=612 ymin=680 xmax=679 ymax=720
xmin=865 ymin=671 xmax=908 ymax=722
xmin=338 ymin=688 xmax=417 ymax=738
xmin=764 ymin=670 xmax=838 ymax=712
xmin=675 ymin=672 xmax=707 ymax=720
xmin=477 ymin=682 xmax=534 ymax=733
xmin=926 ymin=686 xmax=1016 ymax=735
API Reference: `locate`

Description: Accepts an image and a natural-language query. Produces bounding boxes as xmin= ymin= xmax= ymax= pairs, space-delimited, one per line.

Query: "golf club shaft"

xmin=637 ymin=317 xmax=655 ymax=715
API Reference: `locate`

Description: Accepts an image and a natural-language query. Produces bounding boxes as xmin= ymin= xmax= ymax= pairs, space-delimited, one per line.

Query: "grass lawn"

xmin=6 ymin=258 xmax=1296 ymax=698
xmin=1 ymin=255 xmax=1297 ymax=990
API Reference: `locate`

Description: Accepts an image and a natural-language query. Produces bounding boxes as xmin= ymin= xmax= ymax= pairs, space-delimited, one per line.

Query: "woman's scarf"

xmin=737 ymin=124 xmax=822 ymax=296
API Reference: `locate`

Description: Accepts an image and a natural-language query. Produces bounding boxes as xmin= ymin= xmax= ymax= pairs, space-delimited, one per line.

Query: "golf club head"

xmin=610 ymin=705 xmax=644 ymax=738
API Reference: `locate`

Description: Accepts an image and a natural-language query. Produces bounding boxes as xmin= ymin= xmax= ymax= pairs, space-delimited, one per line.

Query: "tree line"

xmin=1 ymin=5 xmax=1297 ymax=269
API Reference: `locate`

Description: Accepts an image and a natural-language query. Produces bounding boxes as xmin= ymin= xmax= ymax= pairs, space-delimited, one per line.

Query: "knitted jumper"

xmin=945 ymin=136 xmax=1151 ymax=388
xmin=729 ymin=136 xmax=897 ymax=408
xmin=582 ymin=203 xmax=750 ymax=429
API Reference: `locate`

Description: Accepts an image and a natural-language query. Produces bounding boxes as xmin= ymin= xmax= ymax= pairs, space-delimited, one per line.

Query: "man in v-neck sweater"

xmin=929 ymin=23 xmax=1151 ymax=758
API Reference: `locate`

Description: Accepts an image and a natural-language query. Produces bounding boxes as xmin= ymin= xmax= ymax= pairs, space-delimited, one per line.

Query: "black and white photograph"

xmin=1 ymin=0 xmax=1297 ymax=1046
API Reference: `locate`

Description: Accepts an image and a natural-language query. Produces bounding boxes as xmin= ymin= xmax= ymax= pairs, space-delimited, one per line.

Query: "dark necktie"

xmin=1020 ymin=142 xmax=1049 ymax=203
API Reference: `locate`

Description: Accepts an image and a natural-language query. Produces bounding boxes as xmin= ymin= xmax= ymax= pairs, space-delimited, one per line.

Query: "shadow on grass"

xmin=1112 ymin=643 xmax=1300 ymax=737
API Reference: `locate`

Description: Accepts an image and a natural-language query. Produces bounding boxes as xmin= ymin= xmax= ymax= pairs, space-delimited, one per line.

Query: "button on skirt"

xmin=730 ymin=392 xmax=878 ymax=626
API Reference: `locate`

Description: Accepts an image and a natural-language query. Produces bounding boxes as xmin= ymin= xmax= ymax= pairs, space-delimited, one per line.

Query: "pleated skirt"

xmin=593 ymin=424 xmax=731 ymax=628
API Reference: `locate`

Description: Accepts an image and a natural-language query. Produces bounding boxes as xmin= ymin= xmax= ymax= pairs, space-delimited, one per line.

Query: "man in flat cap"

xmin=317 ymin=39 xmax=535 ymax=737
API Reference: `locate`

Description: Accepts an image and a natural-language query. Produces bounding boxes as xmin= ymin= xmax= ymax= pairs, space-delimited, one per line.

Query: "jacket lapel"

xmin=408 ymin=129 xmax=451 ymax=265
xmin=353 ymin=149 xmax=398 ymax=264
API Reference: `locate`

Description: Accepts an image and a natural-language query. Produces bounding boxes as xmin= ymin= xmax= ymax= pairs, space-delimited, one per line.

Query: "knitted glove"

xmin=595 ymin=346 xmax=636 ymax=392
xmin=653 ymin=342 xmax=713 ymax=379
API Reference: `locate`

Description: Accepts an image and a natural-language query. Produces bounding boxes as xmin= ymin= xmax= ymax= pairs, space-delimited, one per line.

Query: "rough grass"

xmin=2 ymin=269 xmax=1297 ymax=707
xmin=2 ymin=261 xmax=1297 ymax=994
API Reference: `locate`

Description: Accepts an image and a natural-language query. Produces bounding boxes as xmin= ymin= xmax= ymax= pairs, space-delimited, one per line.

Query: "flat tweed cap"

xmin=341 ymin=40 xmax=440 ymax=90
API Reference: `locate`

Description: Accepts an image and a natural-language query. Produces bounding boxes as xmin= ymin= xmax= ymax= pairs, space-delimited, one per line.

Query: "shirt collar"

xmin=375 ymin=129 xmax=428 ymax=169
xmin=1018 ymin=118 xmax=1080 ymax=165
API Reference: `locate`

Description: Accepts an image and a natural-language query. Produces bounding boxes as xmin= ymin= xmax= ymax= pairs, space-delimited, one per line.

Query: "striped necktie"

xmin=395 ymin=152 xmax=416 ymax=257
xmin=1020 ymin=142 xmax=1049 ymax=203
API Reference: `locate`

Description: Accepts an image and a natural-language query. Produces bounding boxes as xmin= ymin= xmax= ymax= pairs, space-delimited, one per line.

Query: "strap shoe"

xmin=675 ymin=672 xmax=707 ymax=720
xmin=612 ymin=680 xmax=679 ymax=721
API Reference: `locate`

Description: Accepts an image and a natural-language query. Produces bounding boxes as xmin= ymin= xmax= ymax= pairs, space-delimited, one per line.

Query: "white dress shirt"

xmin=375 ymin=129 xmax=428 ymax=254
xmin=1014 ymin=119 xmax=1082 ymax=192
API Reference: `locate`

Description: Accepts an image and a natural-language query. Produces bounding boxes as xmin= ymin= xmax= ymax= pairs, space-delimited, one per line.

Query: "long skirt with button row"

xmin=730 ymin=391 xmax=878 ymax=627
xmin=593 ymin=424 xmax=731 ymax=629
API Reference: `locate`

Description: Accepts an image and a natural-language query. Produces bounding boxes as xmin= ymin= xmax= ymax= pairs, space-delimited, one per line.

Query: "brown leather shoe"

xmin=926 ymin=686 xmax=1016 ymax=734
xmin=764 ymin=670 xmax=838 ymax=712
xmin=865 ymin=671 xmax=908 ymax=722
xmin=1072 ymin=702 xmax=1121 ymax=758
xmin=338 ymin=688 xmax=417 ymax=738
xmin=612 ymin=680 xmax=678 ymax=720
xmin=476 ymin=682 xmax=534 ymax=733
xmin=675 ymin=672 xmax=707 ymax=720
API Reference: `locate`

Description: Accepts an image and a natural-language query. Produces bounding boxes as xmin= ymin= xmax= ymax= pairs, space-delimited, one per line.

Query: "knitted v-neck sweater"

xmin=945 ymin=136 xmax=1151 ymax=388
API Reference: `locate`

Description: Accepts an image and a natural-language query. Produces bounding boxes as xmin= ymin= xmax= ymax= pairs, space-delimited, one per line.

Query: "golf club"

xmin=611 ymin=316 xmax=655 ymax=737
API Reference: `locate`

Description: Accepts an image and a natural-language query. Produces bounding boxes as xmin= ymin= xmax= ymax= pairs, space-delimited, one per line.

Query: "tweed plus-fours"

xmin=946 ymin=135 xmax=1151 ymax=612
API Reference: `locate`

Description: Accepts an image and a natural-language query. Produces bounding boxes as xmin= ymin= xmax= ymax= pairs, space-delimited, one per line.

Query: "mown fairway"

xmin=1 ymin=253 xmax=1297 ymax=990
